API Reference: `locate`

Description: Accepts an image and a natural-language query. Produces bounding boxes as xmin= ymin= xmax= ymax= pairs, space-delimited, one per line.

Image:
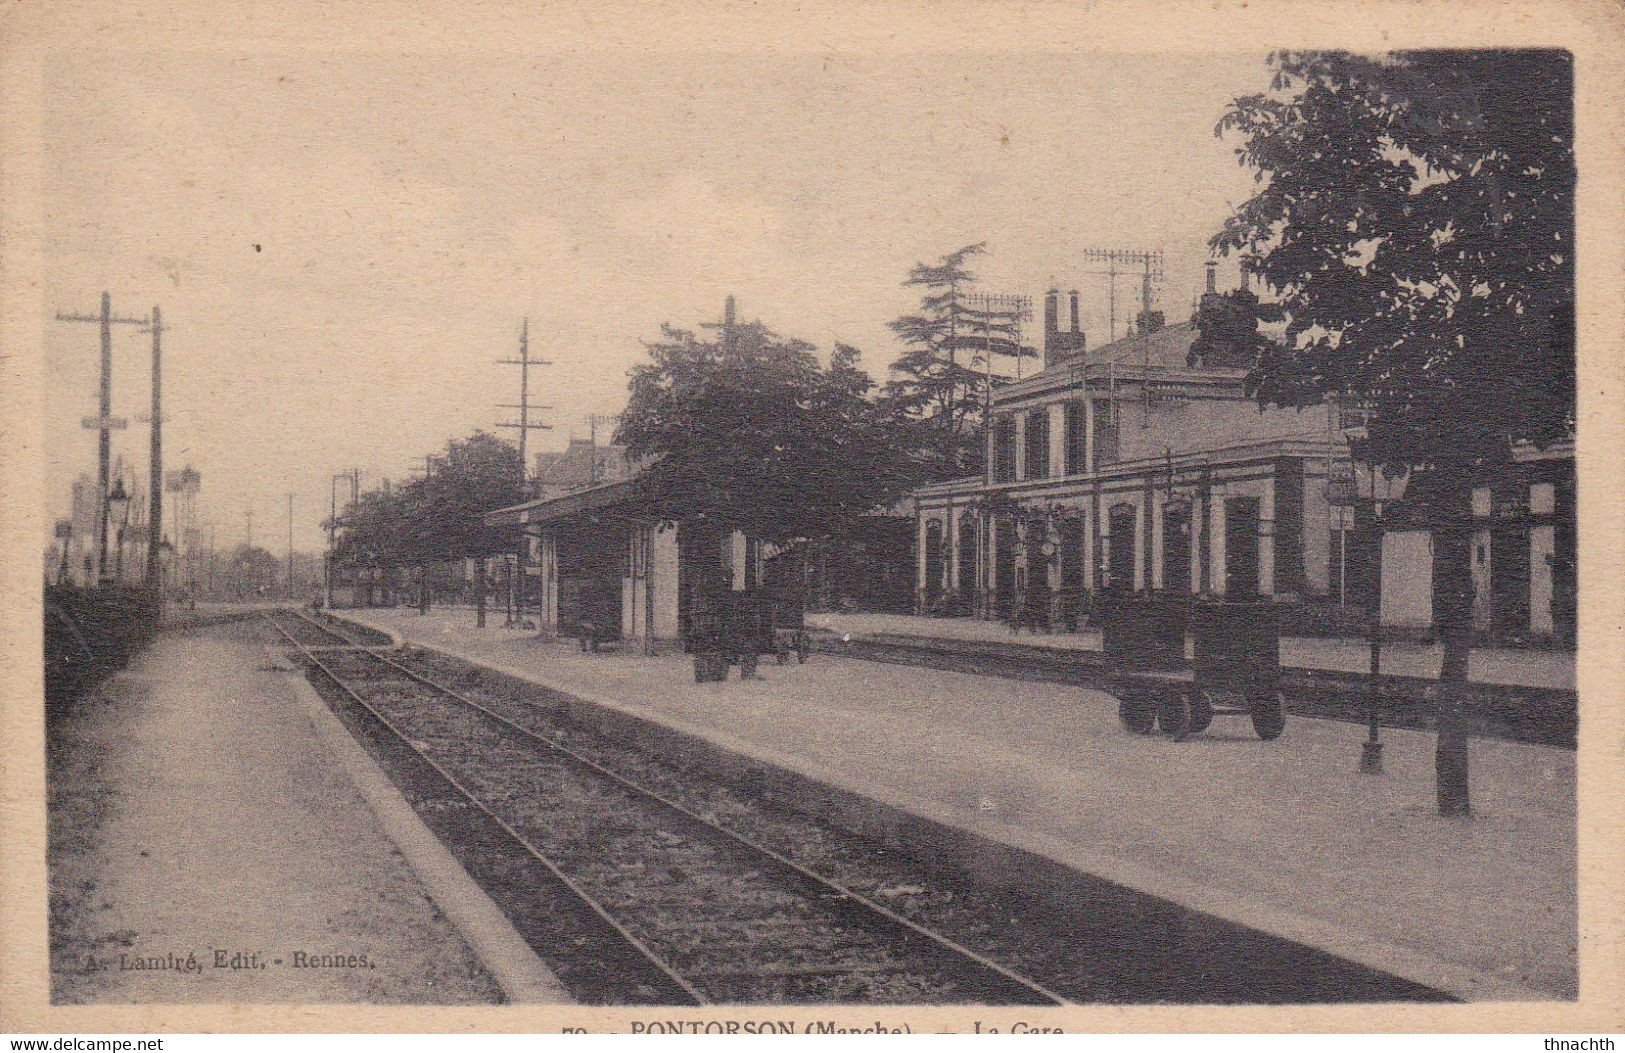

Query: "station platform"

xmin=342 ymin=606 xmax=1578 ymax=1002
xmin=806 ymin=612 xmax=1576 ymax=691
xmin=47 ymin=618 xmax=514 ymax=1004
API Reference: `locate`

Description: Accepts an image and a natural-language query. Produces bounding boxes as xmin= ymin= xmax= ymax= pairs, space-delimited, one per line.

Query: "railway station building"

xmin=485 ymin=483 xmax=781 ymax=648
xmin=910 ymin=278 xmax=1576 ymax=646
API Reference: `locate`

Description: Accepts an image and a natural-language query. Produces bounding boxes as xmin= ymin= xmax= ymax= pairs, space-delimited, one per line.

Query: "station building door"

xmin=677 ymin=521 xmax=729 ymax=641
xmin=1106 ymin=503 xmax=1136 ymax=593
xmin=994 ymin=514 xmax=1017 ymax=620
xmin=1224 ymin=496 xmax=1261 ymax=598
xmin=1162 ymin=500 xmax=1192 ymax=594
xmin=1491 ymin=524 xmax=1531 ymax=639
xmin=957 ymin=514 xmax=977 ymax=608
xmin=556 ymin=518 xmax=624 ymax=638
xmin=923 ymin=520 xmax=944 ymax=605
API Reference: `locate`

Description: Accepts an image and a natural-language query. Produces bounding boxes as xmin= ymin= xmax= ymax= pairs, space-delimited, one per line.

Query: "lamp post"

xmin=103 ymin=478 xmax=130 ymax=586
xmin=1360 ymin=461 xmax=1384 ymax=774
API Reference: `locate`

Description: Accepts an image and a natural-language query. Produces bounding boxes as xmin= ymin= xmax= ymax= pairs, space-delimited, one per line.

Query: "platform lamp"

xmin=1360 ymin=460 xmax=1385 ymax=775
xmin=103 ymin=478 xmax=131 ymax=586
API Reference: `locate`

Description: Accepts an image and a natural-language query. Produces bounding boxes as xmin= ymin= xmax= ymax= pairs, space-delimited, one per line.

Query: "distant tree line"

xmin=331 ymin=431 xmax=525 ymax=587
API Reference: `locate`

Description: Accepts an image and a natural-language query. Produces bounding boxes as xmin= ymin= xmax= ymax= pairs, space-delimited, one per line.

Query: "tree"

xmin=219 ymin=544 xmax=279 ymax=599
xmin=616 ymin=317 xmax=911 ymax=547
xmin=883 ymin=244 xmax=1034 ymax=480
xmin=1213 ymin=50 xmax=1575 ymax=815
xmin=419 ymin=431 xmax=527 ymax=560
xmin=334 ymin=430 xmax=524 ymax=606
xmin=1188 ymin=287 xmax=1280 ymax=369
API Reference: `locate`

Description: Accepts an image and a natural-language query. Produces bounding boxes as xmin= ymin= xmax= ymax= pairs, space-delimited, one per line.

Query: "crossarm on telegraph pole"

xmin=56 ymin=293 xmax=149 ymax=584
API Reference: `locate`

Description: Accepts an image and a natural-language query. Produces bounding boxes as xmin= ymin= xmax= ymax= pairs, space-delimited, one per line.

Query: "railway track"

xmin=262 ymin=608 xmax=1066 ymax=1006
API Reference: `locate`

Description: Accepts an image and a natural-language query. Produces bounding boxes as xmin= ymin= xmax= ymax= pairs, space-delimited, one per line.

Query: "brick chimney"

xmin=1044 ymin=287 xmax=1086 ymax=368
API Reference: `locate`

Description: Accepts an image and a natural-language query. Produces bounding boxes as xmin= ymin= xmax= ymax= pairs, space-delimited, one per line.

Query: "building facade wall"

xmin=1381 ymin=530 xmax=1434 ymax=628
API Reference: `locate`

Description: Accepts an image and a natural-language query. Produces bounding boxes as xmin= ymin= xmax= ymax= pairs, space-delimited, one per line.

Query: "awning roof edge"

xmin=484 ymin=478 xmax=641 ymax=528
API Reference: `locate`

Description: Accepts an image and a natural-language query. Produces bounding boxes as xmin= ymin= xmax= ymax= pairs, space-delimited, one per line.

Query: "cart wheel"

xmin=1185 ymin=689 xmax=1214 ymax=734
xmin=1157 ymin=691 xmax=1192 ymax=739
xmin=1249 ymin=692 xmax=1286 ymax=740
xmin=1118 ymin=692 xmax=1155 ymax=735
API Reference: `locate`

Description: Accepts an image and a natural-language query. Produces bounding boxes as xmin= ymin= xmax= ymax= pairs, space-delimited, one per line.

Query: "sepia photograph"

xmin=3 ymin=0 xmax=1622 ymax=1039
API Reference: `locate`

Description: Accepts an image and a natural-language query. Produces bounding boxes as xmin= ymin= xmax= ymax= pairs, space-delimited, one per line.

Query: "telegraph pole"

xmin=245 ymin=509 xmax=254 ymax=552
xmin=327 ymin=477 xmax=338 ymax=607
xmin=498 ymin=319 xmax=553 ymax=623
xmin=1081 ymin=248 xmax=1164 ymax=343
xmin=497 ymin=318 xmax=554 ymax=490
xmin=287 ymin=493 xmax=295 ymax=600
xmin=145 ymin=307 xmax=164 ymax=597
xmin=325 ymin=469 xmax=360 ymax=608
xmin=56 ymin=293 xmax=146 ymax=584
xmin=586 ymin=414 xmax=621 ymax=484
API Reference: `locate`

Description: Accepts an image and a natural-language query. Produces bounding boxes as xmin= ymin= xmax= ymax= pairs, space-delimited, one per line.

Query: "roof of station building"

xmin=997 ymin=321 xmax=1248 ymax=404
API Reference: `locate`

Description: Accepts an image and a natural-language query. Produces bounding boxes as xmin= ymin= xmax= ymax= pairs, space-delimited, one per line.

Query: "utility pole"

xmin=497 ymin=318 xmax=555 ymax=490
xmin=287 ymin=493 xmax=295 ymax=600
xmin=56 ymin=293 xmax=145 ymax=584
xmin=586 ymin=414 xmax=621 ymax=484
xmin=144 ymin=307 xmax=164 ymax=598
xmin=327 ymin=477 xmax=338 ymax=608
xmin=326 ymin=469 xmax=360 ymax=608
xmin=245 ymin=509 xmax=254 ymax=552
xmin=498 ymin=318 xmax=553 ymax=624
xmin=1081 ymin=248 xmax=1163 ymax=344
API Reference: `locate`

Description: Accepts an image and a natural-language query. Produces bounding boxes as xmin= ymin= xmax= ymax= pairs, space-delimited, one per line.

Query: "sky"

xmin=43 ymin=49 xmax=1269 ymax=554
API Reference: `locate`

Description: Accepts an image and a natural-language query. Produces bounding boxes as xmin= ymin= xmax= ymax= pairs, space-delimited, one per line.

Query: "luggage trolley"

xmin=1107 ymin=596 xmax=1286 ymax=741
xmin=688 ymin=589 xmax=774 ymax=682
xmin=1100 ymin=594 xmax=1190 ymax=735
xmin=762 ymin=549 xmax=810 ymax=665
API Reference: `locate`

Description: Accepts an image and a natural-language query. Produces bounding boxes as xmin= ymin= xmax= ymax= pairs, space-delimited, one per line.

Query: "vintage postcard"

xmin=2 ymin=0 xmax=1622 ymax=1037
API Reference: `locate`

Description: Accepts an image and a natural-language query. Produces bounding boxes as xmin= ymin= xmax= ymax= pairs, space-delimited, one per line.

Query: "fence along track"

xmin=264 ymin=612 xmax=1065 ymax=1006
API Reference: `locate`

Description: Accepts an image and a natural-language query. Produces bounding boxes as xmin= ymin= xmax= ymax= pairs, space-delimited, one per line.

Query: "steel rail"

xmin=261 ymin=612 xmax=708 ymax=1006
xmin=289 ymin=607 xmax=375 ymax=647
xmin=266 ymin=607 xmax=362 ymax=648
xmin=331 ymin=629 xmax=1068 ymax=1006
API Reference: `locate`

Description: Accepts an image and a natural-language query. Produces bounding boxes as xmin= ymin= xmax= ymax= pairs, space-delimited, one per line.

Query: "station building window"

xmin=1092 ymin=400 xmax=1119 ymax=469
xmin=1064 ymin=401 xmax=1086 ymax=476
xmin=1024 ymin=409 xmax=1049 ymax=480
xmin=993 ymin=416 xmax=1017 ymax=483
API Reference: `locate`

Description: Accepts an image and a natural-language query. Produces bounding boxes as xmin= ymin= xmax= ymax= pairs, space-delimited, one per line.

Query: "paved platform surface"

xmin=48 ymin=619 xmax=505 ymax=1004
xmin=808 ymin=612 xmax=1576 ymax=691
xmin=347 ymin=606 xmax=1577 ymax=1001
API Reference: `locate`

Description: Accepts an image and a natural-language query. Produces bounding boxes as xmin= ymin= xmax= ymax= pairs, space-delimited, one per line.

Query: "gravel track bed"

xmin=293 ymin=650 xmax=683 ymax=1004
xmin=314 ymin=649 xmax=1019 ymax=1005
xmin=265 ymin=609 xmax=355 ymax=648
xmin=307 ymin=611 xmax=395 ymax=646
xmin=386 ymin=650 xmax=1125 ymax=1001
